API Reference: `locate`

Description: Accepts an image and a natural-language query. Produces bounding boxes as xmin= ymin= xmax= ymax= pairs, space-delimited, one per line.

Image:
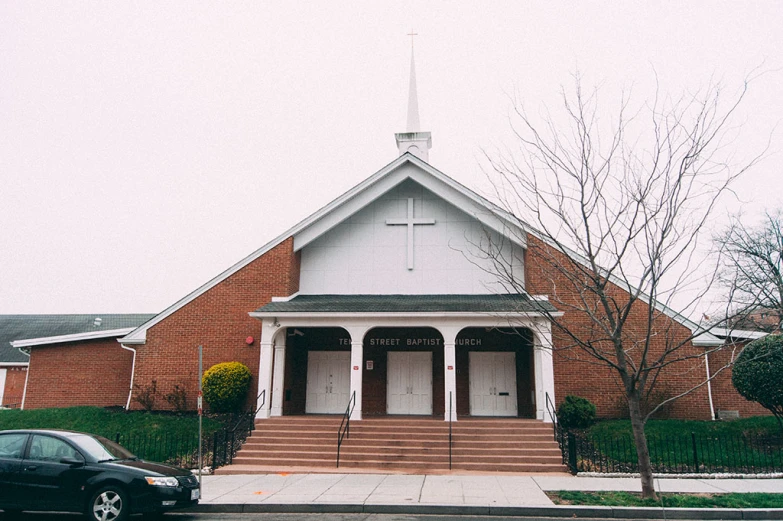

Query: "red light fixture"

xmin=245 ymin=336 xmax=254 ymax=345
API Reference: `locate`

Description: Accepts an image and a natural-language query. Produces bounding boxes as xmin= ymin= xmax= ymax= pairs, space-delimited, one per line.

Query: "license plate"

xmin=191 ymin=488 xmax=200 ymax=500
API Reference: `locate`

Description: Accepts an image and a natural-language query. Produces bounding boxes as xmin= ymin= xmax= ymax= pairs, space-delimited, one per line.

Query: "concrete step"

xmin=227 ymin=416 xmax=565 ymax=474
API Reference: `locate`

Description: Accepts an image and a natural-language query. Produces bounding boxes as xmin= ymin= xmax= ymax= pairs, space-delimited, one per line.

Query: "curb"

xmin=186 ymin=503 xmax=783 ymax=519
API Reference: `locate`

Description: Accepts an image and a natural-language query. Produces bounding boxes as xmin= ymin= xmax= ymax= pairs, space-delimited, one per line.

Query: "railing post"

xmin=691 ymin=432 xmax=699 ymax=473
xmin=212 ymin=431 xmax=219 ymax=468
xmin=567 ymin=432 xmax=577 ymax=473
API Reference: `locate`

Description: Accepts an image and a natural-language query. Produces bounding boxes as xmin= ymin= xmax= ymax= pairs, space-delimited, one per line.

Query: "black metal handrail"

xmin=253 ymin=389 xmax=267 ymax=419
xmin=545 ymin=392 xmax=560 ymax=440
xmin=448 ymin=391 xmax=453 ymax=470
xmin=336 ymin=391 xmax=356 ymax=468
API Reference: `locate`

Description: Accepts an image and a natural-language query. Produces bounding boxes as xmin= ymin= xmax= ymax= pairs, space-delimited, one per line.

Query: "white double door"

xmin=305 ymin=351 xmax=351 ymax=414
xmin=470 ymin=351 xmax=518 ymax=416
xmin=387 ymin=351 xmax=432 ymax=415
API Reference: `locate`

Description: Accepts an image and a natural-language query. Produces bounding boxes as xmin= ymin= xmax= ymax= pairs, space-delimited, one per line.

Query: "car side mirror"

xmin=60 ymin=456 xmax=85 ymax=467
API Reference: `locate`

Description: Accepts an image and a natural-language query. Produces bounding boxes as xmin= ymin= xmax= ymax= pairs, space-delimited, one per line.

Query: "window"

xmin=0 ymin=433 xmax=27 ymax=459
xmin=28 ymin=435 xmax=80 ymax=462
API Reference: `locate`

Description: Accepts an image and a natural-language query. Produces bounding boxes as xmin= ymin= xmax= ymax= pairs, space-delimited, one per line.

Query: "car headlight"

xmin=145 ymin=476 xmax=180 ymax=487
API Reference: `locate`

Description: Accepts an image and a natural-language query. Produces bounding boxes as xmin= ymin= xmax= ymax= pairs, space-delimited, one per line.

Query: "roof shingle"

xmin=255 ymin=294 xmax=557 ymax=314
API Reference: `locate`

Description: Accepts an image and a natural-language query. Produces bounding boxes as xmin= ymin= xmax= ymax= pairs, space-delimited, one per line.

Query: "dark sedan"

xmin=0 ymin=429 xmax=199 ymax=520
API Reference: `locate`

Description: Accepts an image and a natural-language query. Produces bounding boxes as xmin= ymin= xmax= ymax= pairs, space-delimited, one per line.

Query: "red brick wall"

xmin=1 ymin=366 xmax=27 ymax=408
xmin=707 ymin=343 xmax=770 ymax=418
xmin=525 ymin=234 xmax=713 ymax=420
xmin=130 ymin=237 xmax=300 ymax=411
xmin=23 ymin=340 xmax=132 ymax=409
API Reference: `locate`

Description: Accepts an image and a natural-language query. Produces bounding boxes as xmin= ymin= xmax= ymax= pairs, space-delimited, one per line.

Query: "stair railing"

xmin=546 ymin=391 xmax=572 ymax=469
xmin=336 ymin=391 xmax=356 ymax=468
xmin=448 ymin=391 xmax=453 ymax=470
xmin=544 ymin=392 xmax=558 ymax=441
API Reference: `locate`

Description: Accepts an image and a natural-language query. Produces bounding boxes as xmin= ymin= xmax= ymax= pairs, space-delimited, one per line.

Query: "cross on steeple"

xmin=386 ymin=198 xmax=435 ymax=270
xmin=407 ymin=30 xmax=418 ymax=49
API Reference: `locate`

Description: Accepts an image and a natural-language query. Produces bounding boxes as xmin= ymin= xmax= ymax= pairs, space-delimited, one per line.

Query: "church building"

xmin=8 ymin=49 xmax=769 ymax=431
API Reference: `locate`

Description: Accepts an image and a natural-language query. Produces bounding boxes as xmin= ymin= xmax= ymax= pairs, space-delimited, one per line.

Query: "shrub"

xmin=133 ymin=380 xmax=158 ymax=411
xmin=165 ymin=384 xmax=188 ymax=412
xmin=558 ymin=395 xmax=596 ymax=430
xmin=202 ymin=362 xmax=252 ymax=414
xmin=732 ymin=334 xmax=783 ymax=431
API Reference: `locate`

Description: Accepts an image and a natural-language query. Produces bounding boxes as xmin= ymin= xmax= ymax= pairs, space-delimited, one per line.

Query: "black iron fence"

xmin=112 ymin=412 xmax=255 ymax=470
xmin=561 ymin=430 xmax=783 ymax=474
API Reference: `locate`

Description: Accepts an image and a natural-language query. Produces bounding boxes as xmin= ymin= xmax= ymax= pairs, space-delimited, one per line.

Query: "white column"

xmin=345 ymin=325 xmax=369 ymax=421
xmin=440 ymin=327 xmax=459 ymax=422
xmin=534 ymin=320 xmax=555 ymax=423
xmin=255 ymin=320 xmax=277 ymax=420
xmin=349 ymin=340 xmax=363 ymax=421
xmin=270 ymin=333 xmax=287 ymax=417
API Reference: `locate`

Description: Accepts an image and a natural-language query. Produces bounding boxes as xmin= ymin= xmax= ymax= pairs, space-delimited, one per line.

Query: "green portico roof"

xmin=255 ymin=294 xmax=557 ymax=314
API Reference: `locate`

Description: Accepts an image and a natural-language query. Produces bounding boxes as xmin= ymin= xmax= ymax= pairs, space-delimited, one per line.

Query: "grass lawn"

xmin=550 ymin=491 xmax=783 ymax=508
xmin=589 ymin=416 xmax=781 ymax=438
xmin=0 ymin=406 xmax=224 ymax=467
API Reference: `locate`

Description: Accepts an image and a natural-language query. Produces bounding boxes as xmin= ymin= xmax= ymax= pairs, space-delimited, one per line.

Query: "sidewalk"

xmin=190 ymin=473 xmax=783 ymax=517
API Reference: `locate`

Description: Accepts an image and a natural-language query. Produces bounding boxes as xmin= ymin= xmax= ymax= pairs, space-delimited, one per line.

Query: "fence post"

xmin=115 ymin=433 xmax=120 ymax=444
xmin=211 ymin=431 xmax=219 ymax=468
xmin=691 ymin=432 xmax=699 ymax=473
xmin=567 ymin=432 xmax=577 ymax=473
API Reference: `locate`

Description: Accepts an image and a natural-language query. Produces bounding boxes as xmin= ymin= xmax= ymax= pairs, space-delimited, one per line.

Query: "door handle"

xmin=24 ymin=465 xmax=38 ymax=471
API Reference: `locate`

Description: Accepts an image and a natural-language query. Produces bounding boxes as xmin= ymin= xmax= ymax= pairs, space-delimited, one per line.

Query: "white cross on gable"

xmin=386 ymin=197 xmax=435 ymax=270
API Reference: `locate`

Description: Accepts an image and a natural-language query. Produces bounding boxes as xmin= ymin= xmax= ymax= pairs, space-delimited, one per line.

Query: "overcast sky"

xmin=1 ymin=2 xmax=781 ymax=314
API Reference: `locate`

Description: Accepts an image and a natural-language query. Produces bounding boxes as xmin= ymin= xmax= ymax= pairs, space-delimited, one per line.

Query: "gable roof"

xmin=118 ymin=152 xmax=721 ymax=346
xmin=120 ymin=153 xmax=526 ymax=344
xmin=3 ymin=314 xmax=155 ymax=354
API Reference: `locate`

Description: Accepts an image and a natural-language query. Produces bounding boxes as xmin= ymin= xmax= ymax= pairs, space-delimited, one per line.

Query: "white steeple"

xmin=406 ymin=45 xmax=421 ymax=132
xmin=396 ymin=32 xmax=432 ymax=162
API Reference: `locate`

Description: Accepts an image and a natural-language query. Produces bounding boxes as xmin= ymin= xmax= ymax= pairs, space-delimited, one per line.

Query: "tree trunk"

xmin=628 ymin=394 xmax=657 ymax=500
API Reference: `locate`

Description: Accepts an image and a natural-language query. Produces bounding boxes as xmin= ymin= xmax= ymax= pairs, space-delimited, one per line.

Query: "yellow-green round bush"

xmin=202 ymin=362 xmax=252 ymax=413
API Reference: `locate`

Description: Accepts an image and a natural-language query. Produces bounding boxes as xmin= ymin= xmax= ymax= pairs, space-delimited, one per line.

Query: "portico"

xmin=249 ymin=294 xmax=558 ymax=423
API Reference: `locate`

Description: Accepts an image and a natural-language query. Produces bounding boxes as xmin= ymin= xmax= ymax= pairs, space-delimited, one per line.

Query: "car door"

xmin=16 ymin=434 xmax=86 ymax=512
xmin=0 ymin=432 xmax=28 ymax=510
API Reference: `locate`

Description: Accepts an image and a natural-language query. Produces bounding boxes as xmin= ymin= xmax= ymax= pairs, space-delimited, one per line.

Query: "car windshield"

xmin=70 ymin=434 xmax=136 ymax=461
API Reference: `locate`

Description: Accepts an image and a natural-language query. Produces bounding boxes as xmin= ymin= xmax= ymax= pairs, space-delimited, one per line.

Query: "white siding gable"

xmin=298 ymin=179 xmax=524 ymax=294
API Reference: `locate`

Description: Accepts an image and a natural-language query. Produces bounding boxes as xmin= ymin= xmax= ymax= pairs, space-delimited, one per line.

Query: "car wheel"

xmin=86 ymin=486 xmax=129 ymax=521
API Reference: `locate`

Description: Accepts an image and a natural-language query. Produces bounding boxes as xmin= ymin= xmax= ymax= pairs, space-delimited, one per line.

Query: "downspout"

xmin=120 ymin=343 xmax=137 ymax=410
xmin=704 ymin=350 xmax=716 ymax=421
xmin=19 ymin=349 xmax=32 ymax=411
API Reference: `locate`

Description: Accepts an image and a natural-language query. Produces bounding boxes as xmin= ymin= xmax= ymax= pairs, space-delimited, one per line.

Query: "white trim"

xmin=271 ymin=292 xmax=299 ymax=303
xmin=11 ymin=328 xmax=136 ymax=348
xmin=704 ymin=328 xmax=768 ymax=341
xmin=0 ymin=362 xmax=29 ymax=367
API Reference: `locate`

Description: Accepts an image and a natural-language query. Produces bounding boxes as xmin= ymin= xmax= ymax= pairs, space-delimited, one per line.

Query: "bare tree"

xmin=481 ymin=77 xmax=762 ymax=498
xmin=716 ymin=210 xmax=783 ymax=332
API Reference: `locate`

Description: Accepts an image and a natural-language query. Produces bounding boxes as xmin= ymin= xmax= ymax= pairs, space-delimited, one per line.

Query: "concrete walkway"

xmin=196 ymin=473 xmax=783 ymax=511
